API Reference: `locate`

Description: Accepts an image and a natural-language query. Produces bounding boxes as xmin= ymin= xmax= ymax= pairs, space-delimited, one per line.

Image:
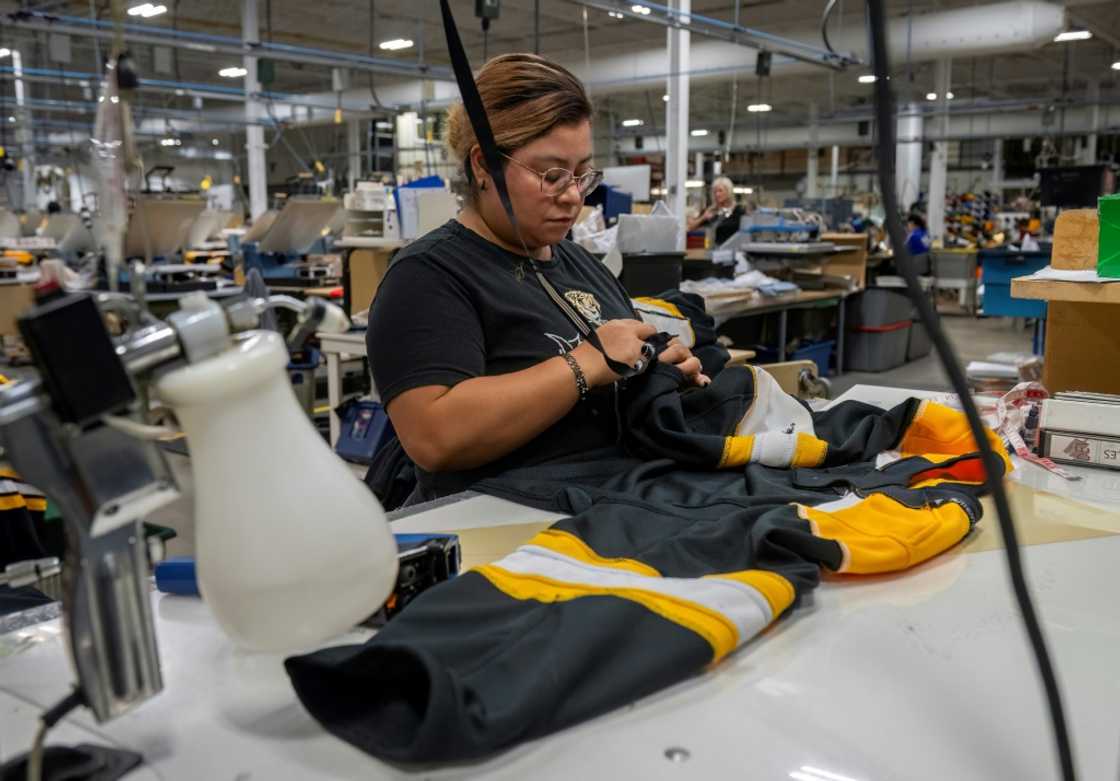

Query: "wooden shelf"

xmin=1011 ymin=276 xmax=1120 ymax=305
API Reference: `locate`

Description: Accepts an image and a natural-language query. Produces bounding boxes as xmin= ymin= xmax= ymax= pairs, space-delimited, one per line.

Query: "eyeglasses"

xmin=501 ymin=153 xmax=604 ymax=197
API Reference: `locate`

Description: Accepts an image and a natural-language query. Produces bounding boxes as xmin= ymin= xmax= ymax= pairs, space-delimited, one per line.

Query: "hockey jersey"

xmin=286 ymin=344 xmax=1011 ymax=763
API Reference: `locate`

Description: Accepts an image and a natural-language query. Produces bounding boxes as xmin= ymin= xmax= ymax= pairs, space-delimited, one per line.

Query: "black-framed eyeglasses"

xmin=501 ymin=153 xmax=604 ymax=197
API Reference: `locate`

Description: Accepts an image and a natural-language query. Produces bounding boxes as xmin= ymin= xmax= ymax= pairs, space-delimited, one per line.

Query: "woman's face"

xmin=713 ymin=183 xmax=731 ymax=207
xmin=476 ymin=119 xmax=594 ymax=250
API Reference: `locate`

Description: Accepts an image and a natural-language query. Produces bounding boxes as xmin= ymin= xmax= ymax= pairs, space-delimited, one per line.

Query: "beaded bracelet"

xmin=563 ymin=352 xmax=590 ymax=402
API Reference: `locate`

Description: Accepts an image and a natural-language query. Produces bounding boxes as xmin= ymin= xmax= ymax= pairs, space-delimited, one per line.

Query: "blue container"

xmin=336 ymin=400 xmax=395 ymax=465
xmin=979 ymin=248 xmax=1050 ymax=318
xmin=751 ymin=339 xmax=835 ymax=377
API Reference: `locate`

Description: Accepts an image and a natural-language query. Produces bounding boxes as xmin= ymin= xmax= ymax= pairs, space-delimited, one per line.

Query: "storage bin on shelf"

xmin=751 ymin=339 xmax=835 ymax=377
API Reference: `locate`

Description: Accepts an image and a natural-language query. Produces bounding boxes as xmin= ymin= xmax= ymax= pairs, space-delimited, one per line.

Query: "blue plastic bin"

xmin=751 ymin=339 xmax=835 ymax=377
xmin=979 ymin=248 xmax=1050 ymax=318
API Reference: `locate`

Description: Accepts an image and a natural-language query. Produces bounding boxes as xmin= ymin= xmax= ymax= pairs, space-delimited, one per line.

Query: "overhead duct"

xmin=118 ymin=0 xmax=1071 ymax=136
xmin=245 ymin=0 xmax=1066 ymax=116
xmin=568 ymin=0 xmax=1066 ymax=93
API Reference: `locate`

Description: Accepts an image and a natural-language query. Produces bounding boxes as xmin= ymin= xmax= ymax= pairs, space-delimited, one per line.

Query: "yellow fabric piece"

xmin=791 ymin=433 xmax=829 ymax=468
xmin=0 ymin=492 xmax=40 ymax=511
xmin=899 ymin=400 xmax=1012 ymax=475
xmin=799 ymin=493 xmax=972 ymax=574
xmin=718 ymin=435 xmax=755 ymax=469
xmin=706 ymin=569 xmax=796 ymax=617
xmin=528 ymin=529 xmax=662 ymax=578
xmin=633 ymin=296 xmax=685 ymax=319
xmin=476 ymin=564 xmax=739 ymax=662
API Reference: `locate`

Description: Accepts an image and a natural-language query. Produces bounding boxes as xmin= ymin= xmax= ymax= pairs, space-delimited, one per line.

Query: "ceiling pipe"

xmin=2 ymin=9 xmax=454 ymax=81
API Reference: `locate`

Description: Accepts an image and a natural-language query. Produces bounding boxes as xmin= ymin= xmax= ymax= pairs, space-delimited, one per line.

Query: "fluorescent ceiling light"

xmin=375 ymin=121 xmax=393 ymax=129
xmin=858 ymin=74 xmax=877 ymax=84
xmin=0 ymin=48 xmax=10 ymax=58
xmin=218 ymin=66 xmax=247 ymax=78
xmin=691 ymin=129 xmax=709 ymax=136
xmin=946 ymin=91 xmax=954 ymax=100
xmin=685 ymin=179 xmax=704 ymax=188
xmin=379 ymin=38 xmax=414 ymax=51
xmin=160 ymin=137 xmax=182 ymax=147
xmin=631 ymin=4 xmax=651 ymax=15
xmin=621 ymin=118 xmax=643 ymax=127
xmin=127 ymin=3 xmax=167 ymax=17
xmin=1113 ymin=61 xmax=1120 ymax=71
xmin=926 ymin=92 xmax=937 ymax=100
xmin=662 ymin=94 xmax=669 ymax=102
xmin=608 ymin=11 xmax=624 ymax=19
xmin=733 ymin=186 xmax=753 ymax=194
xmin=211 ymin=138 xmax=220 ymax=146
xmin=1053 ymin=30 xmax=1091 ymax=42
xmin=747 ymin=103 xmax=772 ymax=113
xmin=7 ymin=116 xmax=15 ymax=123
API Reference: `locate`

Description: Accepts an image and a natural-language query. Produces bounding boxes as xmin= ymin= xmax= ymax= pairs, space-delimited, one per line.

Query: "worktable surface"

xmin=1012 ymin=275 xmax=1120 ymax=304
xmin=3 ymin=388 xmax=1120 ymax=779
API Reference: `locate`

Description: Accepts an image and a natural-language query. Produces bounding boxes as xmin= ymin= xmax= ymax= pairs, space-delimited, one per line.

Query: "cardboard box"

xmin=1051 ymin=209 xmax=1098 ymax=270
xmin=0 ymin=283 xmax=34 ymax=337
xmin=346 ymin=248 xmax=395 ymax=316
xmin=817 ymin=233 xmax=868 ymax=289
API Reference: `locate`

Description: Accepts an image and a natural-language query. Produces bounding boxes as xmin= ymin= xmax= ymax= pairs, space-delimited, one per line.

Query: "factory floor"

xmin=829 ymin=314 xmax=1033 ymax=397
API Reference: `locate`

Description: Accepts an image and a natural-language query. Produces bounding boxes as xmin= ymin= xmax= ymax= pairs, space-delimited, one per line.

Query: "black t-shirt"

xmin=367 ymin=220 xmax=636 ymax=498
xmin=705 ymin=204 xmax=745 ymax=246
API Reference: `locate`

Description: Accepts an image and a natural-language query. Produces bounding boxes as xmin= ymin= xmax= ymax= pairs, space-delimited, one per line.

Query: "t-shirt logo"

xmin=563 ymin=290 xmax=603 ymax=326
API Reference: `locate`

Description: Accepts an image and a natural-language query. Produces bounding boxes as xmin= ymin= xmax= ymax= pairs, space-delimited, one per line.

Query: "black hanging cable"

xmin=438 ymin=0 xmax=644 ymax=379
xmin=820 ymin=0 xmax=839 ymax=56
xmin=864 ymin=2 xmax=1076 ymax=779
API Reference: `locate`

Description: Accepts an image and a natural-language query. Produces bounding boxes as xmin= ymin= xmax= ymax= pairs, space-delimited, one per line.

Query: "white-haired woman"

xmin=687 ymin=176 xmax=745 ymax=246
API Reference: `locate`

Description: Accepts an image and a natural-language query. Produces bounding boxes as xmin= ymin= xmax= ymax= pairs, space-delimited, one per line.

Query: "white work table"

xmin=317 ymin=330 xmax=370 ymax=446
xmin=4 ymin=392 xmax=1120 ymax=779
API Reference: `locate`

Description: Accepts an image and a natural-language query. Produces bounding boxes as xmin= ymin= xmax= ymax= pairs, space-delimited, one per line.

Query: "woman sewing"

xmin=366 ymin=54 xmax=707 ymax=503
xmin=686 ymin=176 xmax=745 ymax=246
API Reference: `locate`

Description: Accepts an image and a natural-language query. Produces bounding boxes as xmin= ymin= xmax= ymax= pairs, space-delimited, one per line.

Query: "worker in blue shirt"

xmin=905 ymin=213 xmax=932 ymax=255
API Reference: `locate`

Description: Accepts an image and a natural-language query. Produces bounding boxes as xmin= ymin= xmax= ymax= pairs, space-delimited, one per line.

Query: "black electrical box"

xmin=755 ymin=51 xmax=772 ymax=77
xmin=475 ymin=0 xmax=500 ymax=20
xmin=19 ymin=292 xmax=136 ymax=427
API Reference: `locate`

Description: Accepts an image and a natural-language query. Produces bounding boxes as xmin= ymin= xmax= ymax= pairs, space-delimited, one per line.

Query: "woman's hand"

xmin=571 ymin=319 xmax=658 ymax=387
xmin=658 ymin=338 xmax=711 ymax=387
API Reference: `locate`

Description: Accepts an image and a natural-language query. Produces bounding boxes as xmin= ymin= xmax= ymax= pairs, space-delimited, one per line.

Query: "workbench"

xmin=1012 ymin=275 xmax=1120 ymax=394
xmin=3 ymin=386 xmax=1120 ymax=778
xmin=701 ymin=289 xmax=849 ymax=373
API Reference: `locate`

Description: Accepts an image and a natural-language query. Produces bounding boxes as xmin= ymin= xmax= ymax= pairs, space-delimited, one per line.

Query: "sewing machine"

xmin=240 ymin=198 xmax=342 ymax=286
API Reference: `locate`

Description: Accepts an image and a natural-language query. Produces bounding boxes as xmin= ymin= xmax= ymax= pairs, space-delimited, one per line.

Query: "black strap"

xmin=438 ymin=0 xmax=640 ymax=379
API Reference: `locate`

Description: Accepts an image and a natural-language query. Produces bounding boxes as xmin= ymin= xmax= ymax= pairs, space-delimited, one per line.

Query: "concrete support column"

xmin=242 ymin=0 xmax=268 ymax=220
xmin=11 ymin=50 xmax=35 ymax=210
xmin=347 ymin=120 xmax=362 ymax=192
xmin=927 ymin=60 xmax=951 ymax=241
xmin=1084 ymin=80 xmax=1100 ymax=165
xmin=665 ymin=0 xmax=690 ymax=247
xmin=830 ymin=144 xmax=839 ymax=195
xmin=895 ymin=101 xmax=923 ymax=214
xmin=806 ymin=102 xmax=819 ymax=199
